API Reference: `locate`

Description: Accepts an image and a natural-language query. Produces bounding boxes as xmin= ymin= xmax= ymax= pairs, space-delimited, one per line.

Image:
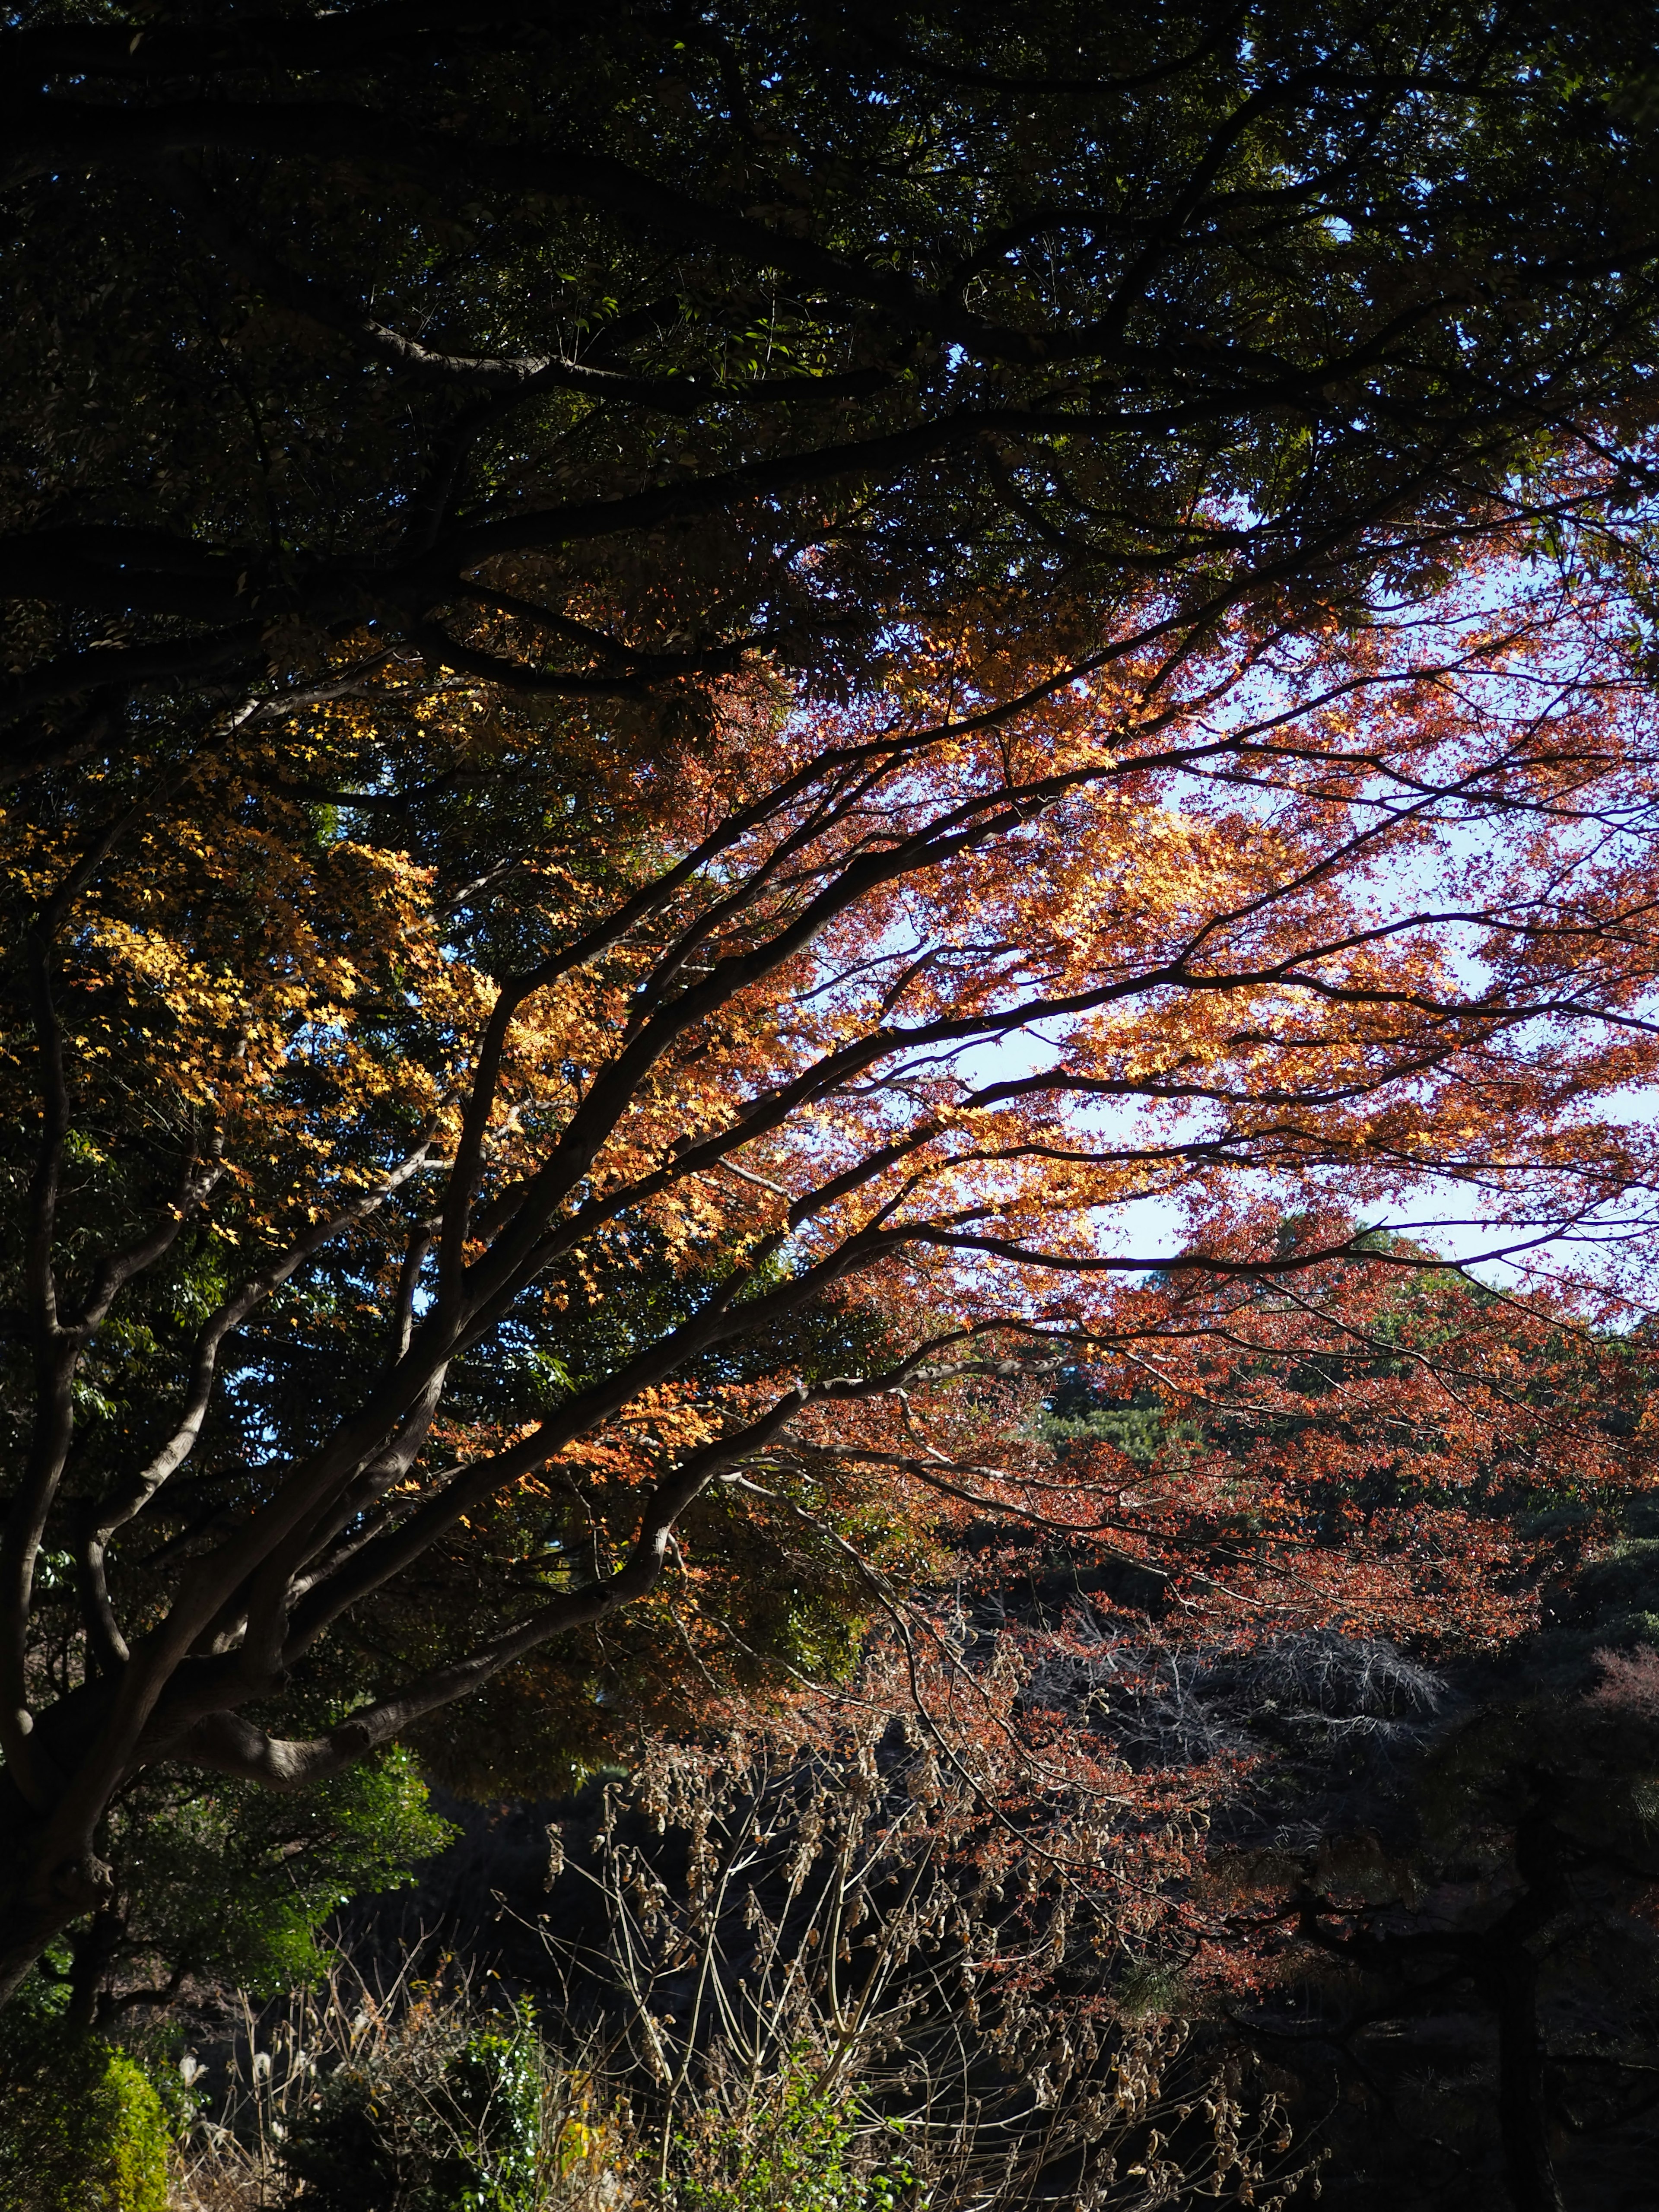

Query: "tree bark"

xmin=0 ymin=1892 xmax=89 ymax=2013
xmin=65 ymin=1904 xmax=123 ymax=2034
xmin=0 ymin=1772 xmax=114 ymax=2010
xmin=1493 ymin=1941 xmax=1564 ymax=2212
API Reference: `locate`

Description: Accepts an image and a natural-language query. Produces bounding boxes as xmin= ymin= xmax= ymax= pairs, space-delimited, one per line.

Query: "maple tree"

xmin=1219 ymin=1649 xmax=1659 ymax=2212
xmin=6 ymin=534 xmax=1659 ymax=2019
xmin=826 ymin=1260 xmax=1659 ymax=2212
xmin=8 ymin=0 xmax=1659 ymax=2087
xmin=1119 ymin=1458 xmax=1659 ymax=2212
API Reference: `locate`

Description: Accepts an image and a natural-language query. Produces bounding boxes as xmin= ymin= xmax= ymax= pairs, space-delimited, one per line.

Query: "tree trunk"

xmin=0 ymin=1783 xmax=111 ymax=2013
xmin=1494 ymin=1943 xmax=1565 ymax=2212
xmin=0 ymin=1902 xmax=76 ymax=2012
xmin=66 ymin=1904 xmax=122 ymax=2033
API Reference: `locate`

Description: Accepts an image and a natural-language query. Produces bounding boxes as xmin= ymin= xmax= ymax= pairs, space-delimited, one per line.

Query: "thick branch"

xmin=175 ymin=1388 xmax=811 ymax=1788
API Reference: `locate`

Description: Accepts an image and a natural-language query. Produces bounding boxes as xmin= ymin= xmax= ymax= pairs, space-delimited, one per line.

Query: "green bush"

xmin=0 ymin=2019 xmax=171 ymax=2212
xmin=278 ymin=2001 xmax=544 ymax=2212
xmin=436 ymin=2028 xmax=543 ymax=2212
xmin=674 ymin=2051 xmax=915 ymax=2212
xmin=93 ymin=1744 xmax=457 ymax=2006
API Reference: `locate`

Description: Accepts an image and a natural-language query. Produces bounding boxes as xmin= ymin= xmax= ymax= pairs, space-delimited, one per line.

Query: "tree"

xmin=1188 ymin=1599 xmax=1659 ymax=2212
xmin=6 ymin=530 xmax=1659 ymax=2008
xmin=940 ymin=1259 xmax=1659 ymax=2212
xmin=3 ymin=0 xmax=1659 ymax=772
xmin=10 ymin=0 xmax=1659 ymax=2024
xmin=990 ymin=1243 xmax=1659 ymax=2212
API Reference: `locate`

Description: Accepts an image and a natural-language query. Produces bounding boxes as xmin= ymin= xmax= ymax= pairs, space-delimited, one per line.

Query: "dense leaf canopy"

xmin=4 ymin=0 xmax=1659 ymax=765
xmin=6 ymin=0 xmax=1659 ymax=2031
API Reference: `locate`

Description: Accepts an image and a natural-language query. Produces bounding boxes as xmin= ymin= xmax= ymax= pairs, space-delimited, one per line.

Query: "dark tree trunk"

xmin=1492 ymin=1941 xmax=1564 ymax=2212
xmin=0 ymin=1901 xmax=77 ymax=2012
xmin=0 ymin=1780 xmax=111 ymax=2013
xmin=65 ymin=1904 xmax=122 ymax=2034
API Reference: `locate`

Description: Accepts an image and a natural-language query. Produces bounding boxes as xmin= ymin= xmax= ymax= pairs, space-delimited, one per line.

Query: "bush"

xmin=276 ymin=1996 xmax=545 ymax=2212
xmin=173 ymin=1959 xmax=627 ymax=2212
xmin=0 ymin=2018 xmax=172 ymax=2212
xmin=674 ymin=2048 xmax=913 ymax=2212
xmin=77 ymin=1744 xmax=457 ymax=2018
xmin=549 ymin=1733 xmax=1317 ymax=2212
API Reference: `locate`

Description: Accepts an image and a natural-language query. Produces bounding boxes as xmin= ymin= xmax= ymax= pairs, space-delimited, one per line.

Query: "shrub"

xmin=172 ymin=1959 xmax=628 ymax=2212
xmin=64 ymin=1745 xmax=456 ymax=2024
xmin=547 ymin=1732 xmax=1318 ymax=2211
xmin=277 ymin=1999 xmax=544 ymax=2212
xmin=0 ymin=2018 xmax=172 ymax=2212
xmin=674 ymin=2048 xmax=913 ymax=2212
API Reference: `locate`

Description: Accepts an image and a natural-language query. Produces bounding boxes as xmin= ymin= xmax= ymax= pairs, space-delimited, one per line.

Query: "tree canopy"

xmin=5 ymin=0 xmax=1659 ymax=762
xmin=6 ymin=0 xmax=1659 ymax=2031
